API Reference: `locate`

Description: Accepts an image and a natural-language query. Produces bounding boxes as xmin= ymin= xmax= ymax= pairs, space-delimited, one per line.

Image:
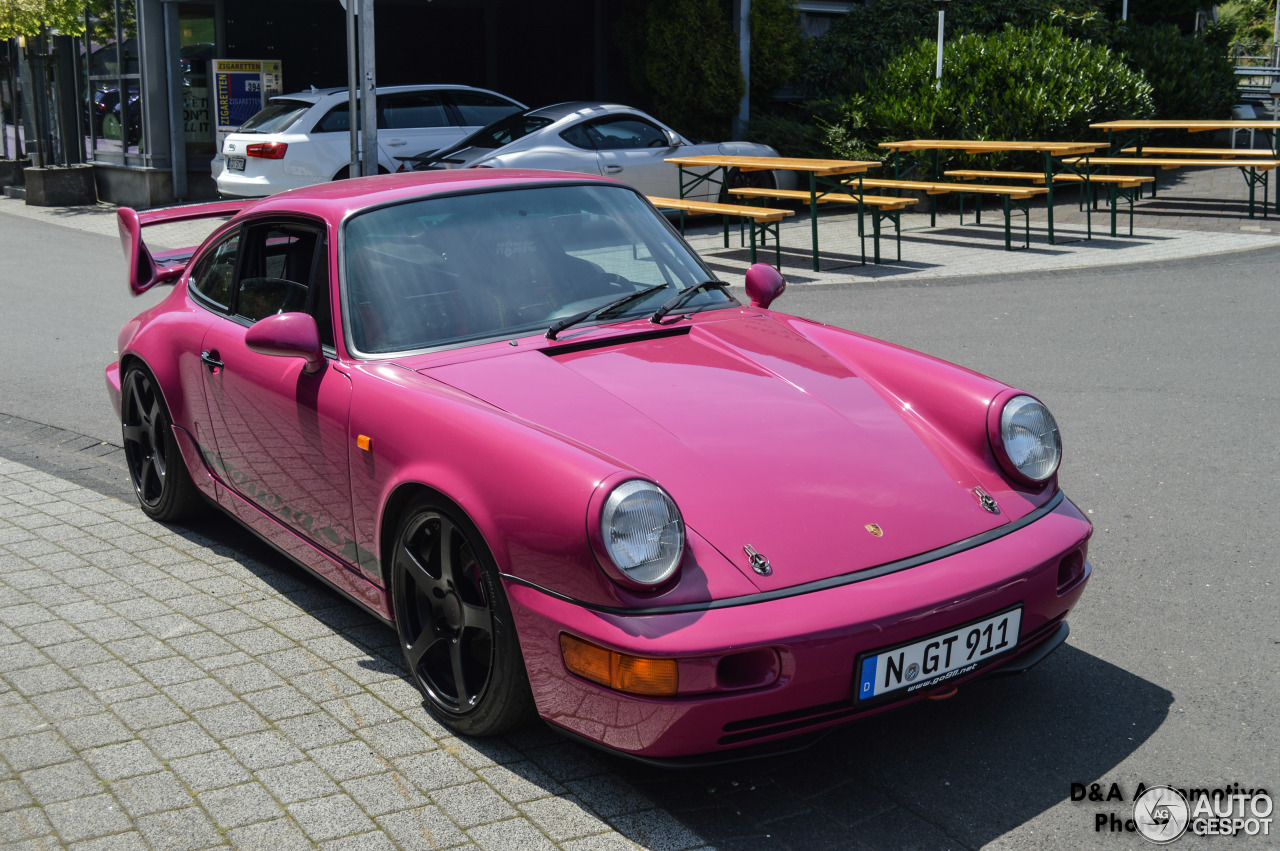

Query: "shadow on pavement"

xmin=611 ymin=646 xmax=1171 ymax=851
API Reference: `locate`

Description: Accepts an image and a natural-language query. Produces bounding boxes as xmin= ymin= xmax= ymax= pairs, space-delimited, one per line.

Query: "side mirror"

xmin=666 ymin=131 xmax=683 ymax=148
xmin=245 ymin=313 xmax=325 ymax=374
xmin=745 ymin=263 xmax=786 ymax=309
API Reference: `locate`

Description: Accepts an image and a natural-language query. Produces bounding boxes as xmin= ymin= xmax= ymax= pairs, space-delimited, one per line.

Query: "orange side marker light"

xmin=560 ymin=634 xmax=678 ymax=697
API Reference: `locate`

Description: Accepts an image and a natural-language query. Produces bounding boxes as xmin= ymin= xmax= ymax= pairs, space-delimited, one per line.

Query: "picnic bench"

xmin=664 ymin=154 xmax=881 ymax=271
xmin=726 ymin=187 xmax=916 ymax=263
xmin=1062 ymin=156 xmax=1280 ymax=218
xmin=646 ymin=195 xmax=794 ymax=268
xmin=943 ymin=170 xmax=1155 ymax=236
xmin=846 ymin=178 xmax=1049 ymax=250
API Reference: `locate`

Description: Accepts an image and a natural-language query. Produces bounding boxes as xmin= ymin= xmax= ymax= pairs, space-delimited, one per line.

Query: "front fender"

xmin=347 ymin=364 xmax=754 ymax=610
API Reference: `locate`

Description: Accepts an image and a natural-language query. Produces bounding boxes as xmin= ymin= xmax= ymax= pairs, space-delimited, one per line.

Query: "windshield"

xmin=342 ymin=183 xmax=730 ymax=355
xmin=240 ymin=100 xmax=312 ymax=133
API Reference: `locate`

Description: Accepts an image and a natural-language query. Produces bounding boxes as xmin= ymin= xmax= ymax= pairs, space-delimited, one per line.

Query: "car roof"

xmin=269 ymin=84 xmax=513 ymax=106
xmin=527 ymin=102 xmax=638 ymax=122
xmin=235 ymin=169 xmax=625 ymax=222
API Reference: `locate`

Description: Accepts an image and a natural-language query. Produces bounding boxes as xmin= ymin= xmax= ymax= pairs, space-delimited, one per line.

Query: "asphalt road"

xmin=2 ymin=213 xmax=1276 ymax=849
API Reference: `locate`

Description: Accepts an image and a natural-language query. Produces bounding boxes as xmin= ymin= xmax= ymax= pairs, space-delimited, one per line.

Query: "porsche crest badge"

xmin=865 ymin=523 xmax=884 ymax=537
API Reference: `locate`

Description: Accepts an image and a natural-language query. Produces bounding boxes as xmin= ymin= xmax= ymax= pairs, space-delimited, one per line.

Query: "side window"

xmin=559 ymin=123 xmax=596 ymax=150
xmin=450 ymin=91 xmax=520 ymax=127
xmin=235 ymin=225 xmax=331 ymax=350
xmin=314 ymin=102 xmax=354 ymax=133
xmin=380 ymin=93 xmax=450 ymax=130
xmin=189 ymin=232 xmax=240 ymax=309
xmin=589 ymin=117 xmax=669 ymax=150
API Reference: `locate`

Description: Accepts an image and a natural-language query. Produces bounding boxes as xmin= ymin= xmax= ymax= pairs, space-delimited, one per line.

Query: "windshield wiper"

xmin=649 ymin=280 xmax=729 ymax=324
xmin=546 ymin=284 xmax=669 ymax=341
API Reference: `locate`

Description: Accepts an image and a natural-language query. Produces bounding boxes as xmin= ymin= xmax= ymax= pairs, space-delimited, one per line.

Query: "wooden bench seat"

xmin=943 ymin=169 xmax=1154 ymax=186
xmin=727 ymin=187 xmax=917 ymax=264
xmin=855 ymin=178 xmax=1048 ymax=199
xmin=726 ymin=187 xmax=917 ymax=210
xmin=1119 ymin=147 xmax=1276 ymax=158
xmin=1062 ymin=156 xmax=1280 ymax=169
xmin=1061 ymin=156 xmax=1280 ymax=218
xmin=646 ymin=196 xmax=793 ymax=222
xmin=647 ymin=196 xmax=794 ymax=267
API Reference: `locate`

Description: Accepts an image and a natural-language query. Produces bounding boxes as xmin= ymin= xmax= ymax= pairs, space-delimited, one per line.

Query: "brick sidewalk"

xmin=0 ymin=420 xmax=705 ymax=851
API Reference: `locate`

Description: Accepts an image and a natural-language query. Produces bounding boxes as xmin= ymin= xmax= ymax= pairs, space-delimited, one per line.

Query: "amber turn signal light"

xmin=559 ymin=634 xmax=678 ymax=697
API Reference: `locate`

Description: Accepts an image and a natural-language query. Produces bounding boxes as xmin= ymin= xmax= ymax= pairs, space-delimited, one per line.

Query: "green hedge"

xmin=1116 ymin=25 xmax=1239 ymax=121
xmin=803 ymin=0 xmax=1105 ymax=102
xmin=823 ymin=25 xmax=1154 ymax=165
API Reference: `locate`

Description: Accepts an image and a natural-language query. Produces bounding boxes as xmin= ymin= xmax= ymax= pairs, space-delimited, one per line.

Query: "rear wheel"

xmin=120 ymin=366 xmax=201 ymax=522
xmin=333 ymin=165 xmax=391 ymax=181
xmin=390 ymin=495 xmax=535 ymax=736
xmin=727 ymin=166 xmax=777 ymax=192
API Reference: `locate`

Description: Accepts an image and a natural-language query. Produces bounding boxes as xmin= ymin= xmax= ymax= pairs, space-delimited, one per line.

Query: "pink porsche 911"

xmin=107 ymin=170 xmax=1091 ymax=762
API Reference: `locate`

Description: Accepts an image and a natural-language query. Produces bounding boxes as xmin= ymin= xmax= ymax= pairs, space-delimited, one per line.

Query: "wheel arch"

xmin=376 ymin=480 xmax=498 ymax=591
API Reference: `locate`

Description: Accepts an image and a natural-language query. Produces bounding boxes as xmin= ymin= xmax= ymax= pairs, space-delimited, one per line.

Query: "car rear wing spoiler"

xmin=118 ymin=199 xmax=253 ymax=296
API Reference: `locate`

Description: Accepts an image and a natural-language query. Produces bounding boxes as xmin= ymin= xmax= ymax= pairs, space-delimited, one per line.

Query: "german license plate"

xmin=228 ymin=156 xmax=246 ymax=172
xmin=855 ymin=606 xmax=1021 ymax=704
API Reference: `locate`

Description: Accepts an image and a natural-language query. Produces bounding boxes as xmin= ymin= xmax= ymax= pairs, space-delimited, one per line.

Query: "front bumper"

xmin=506 ymin=492 xmax=1092 ymax=761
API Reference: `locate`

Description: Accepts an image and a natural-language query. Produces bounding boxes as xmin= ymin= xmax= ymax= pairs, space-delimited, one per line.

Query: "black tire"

xmin=727 ymin=166 xmax=778 ymax=192
xmin=120 ymin=366 xmax=202 ymax=522
xmin=333 ymin=165 xmax=391 ymax=181
xmin=390 ymin=495 xmax=535 ymax=736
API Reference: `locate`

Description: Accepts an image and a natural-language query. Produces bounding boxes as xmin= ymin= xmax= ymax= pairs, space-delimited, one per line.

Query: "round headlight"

xmin=999 ymin=395 xmax=1061 ymax=483
xmin=600 ymin=480 xmax=685 ymax=586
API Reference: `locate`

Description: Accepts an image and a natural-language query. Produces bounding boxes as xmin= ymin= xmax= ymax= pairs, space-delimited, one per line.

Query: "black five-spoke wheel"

xmin=120 ymin=366 xmax=200 ymax=521
xmin=391 ymin=496 xmax=534 ymax=736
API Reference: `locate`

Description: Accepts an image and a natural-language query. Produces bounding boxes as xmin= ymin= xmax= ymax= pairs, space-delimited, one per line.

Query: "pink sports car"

xmin=107 ymin=170 xmax=1091 ymax=762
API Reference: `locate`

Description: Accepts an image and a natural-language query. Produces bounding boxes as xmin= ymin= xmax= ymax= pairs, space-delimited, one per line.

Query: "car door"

xmin=196 ymin=219 xmax=362 ymax=574
xmin=588 ymin=115 xmax=684 ymax=197
xmin=377 ymin=90 xmax=459 ymax=164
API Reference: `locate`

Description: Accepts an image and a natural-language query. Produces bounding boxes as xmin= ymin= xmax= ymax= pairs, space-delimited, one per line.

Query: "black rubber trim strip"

xmin=502 ymin=489 xmax=1067 ymax=616
xmin=988 ymin=620 xmax=1070 ymax=677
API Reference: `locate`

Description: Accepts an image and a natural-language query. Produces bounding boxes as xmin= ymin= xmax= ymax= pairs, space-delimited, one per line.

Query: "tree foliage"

xmin=1115 ymin=25 xmax=1239 ymax=120
xmin=803 ymin=0 xmax=1106 ymax=102
xmin=0 ymin=0 xmax=89 ymax=40
xmin=620 ymin=0 xmax=744 ymax=141
xmin=823 ymin=25 xmax=1154 ymax=166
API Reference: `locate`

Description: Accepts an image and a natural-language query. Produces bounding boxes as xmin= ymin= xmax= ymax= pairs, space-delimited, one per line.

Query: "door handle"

xmin=604 ymin=164 xmax=624 ymax=174
xmin=201 ymin=350 xmax=223 ymax=371
xmin=387 ymin=139 xmax=407 ymax=147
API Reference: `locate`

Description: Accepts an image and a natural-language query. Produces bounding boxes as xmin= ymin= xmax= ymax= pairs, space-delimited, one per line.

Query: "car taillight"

xmin=246 ymin=142 xmax=288 ymax=159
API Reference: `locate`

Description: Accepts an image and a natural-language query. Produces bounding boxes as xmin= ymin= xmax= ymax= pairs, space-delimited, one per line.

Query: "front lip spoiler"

xmin=504 ymin=489 xmax=1067 ymax=616
xmin=548 ymin=622 xmax=1072 ymax=769
xmin=988 ymin=620 xmax=1070 ymax=678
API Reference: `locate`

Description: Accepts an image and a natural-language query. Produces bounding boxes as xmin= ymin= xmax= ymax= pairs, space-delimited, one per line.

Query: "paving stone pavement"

xmin=0 ymin=427 xmax=709 ymax=851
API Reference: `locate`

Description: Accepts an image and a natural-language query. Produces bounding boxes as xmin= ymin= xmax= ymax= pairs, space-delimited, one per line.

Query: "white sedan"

xmin=216 ymin=85 xmax=525 ymax=198
xmin=409 ymin=102 xmax=797 ymax=200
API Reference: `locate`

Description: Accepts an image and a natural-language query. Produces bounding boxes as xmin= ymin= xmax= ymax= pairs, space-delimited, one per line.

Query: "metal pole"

xmin=735 ymin=0 xmax=749 ymax=140
xmin=1122 ymin=0 xmax=1128 ymax=22
xmin=346 ymin=0 xmax=359 ymax=177
xmin=1273 ymin=1 xmax=1279 ymax=66
xmin=163 ymin=3 xmax=187 ymax=199
xmin=935 ymin=9 xmax=945 ymax=91
xmin=359 ymin=0 xmax=376 ymax=178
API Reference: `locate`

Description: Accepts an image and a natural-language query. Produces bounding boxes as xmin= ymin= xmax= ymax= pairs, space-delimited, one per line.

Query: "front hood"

xmin=421 ymin=314 xmax=1008 ymax=591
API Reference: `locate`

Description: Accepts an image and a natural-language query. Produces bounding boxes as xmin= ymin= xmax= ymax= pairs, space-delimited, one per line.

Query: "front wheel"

xmin=390 ymin=496 xmax=535 ymax=736
xmin=120 ymin=366 xmax=201 ymax=522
